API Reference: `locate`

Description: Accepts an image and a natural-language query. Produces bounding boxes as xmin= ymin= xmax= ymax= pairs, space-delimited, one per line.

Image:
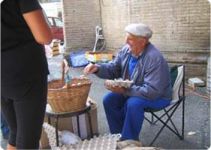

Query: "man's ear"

xmin=142 ymin=38 xmax=148 ymax=46
xmin=139 ymin=37 xmax=147 ymax=47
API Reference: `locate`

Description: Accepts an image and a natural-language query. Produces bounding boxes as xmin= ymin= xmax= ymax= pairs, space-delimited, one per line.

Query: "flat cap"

xmin=125 ymin=23 xmax=153 ymax=39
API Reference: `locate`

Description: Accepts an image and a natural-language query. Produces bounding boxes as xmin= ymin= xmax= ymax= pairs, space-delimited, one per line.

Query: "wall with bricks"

xmin=62 ymin=0 xmax=101 ymax=51
xmin=63 ymin=0 xmax=210 ymax=79
xmin=100 ymin=0 xmax=210 ymax=79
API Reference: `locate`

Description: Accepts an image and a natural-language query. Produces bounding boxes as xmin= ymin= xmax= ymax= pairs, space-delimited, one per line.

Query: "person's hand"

xmin=83 ymin=63 xmax=99 ymax=75
xmin=104 ymin=80 xmax=126 ymax=94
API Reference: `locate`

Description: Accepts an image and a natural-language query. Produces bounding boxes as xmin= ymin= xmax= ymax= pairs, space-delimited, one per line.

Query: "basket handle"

xmin=61 ymin=60 xmax=65 ymax=82
xmin=61 ymin=59 xmax=69 ymax=83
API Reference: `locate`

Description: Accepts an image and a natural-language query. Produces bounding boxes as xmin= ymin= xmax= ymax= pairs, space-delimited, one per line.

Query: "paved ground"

xmin=1 ymin=55 xmax=210 ymax=149
xmin=70 ymin=68 xmax=210 ymax=149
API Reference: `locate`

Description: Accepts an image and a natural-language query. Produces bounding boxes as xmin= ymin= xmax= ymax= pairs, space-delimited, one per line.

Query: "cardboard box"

xmin=39 ymin=97 xmax=98 ymax=149
xmin=85 ymin=51 xmax=113 ymax=63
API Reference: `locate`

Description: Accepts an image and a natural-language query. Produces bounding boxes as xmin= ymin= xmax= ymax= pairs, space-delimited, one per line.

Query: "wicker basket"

xmin=48 ymin=78 xmax=92 ymax=113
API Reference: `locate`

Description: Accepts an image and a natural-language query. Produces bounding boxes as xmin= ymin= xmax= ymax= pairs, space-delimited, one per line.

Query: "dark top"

xmin=1 ymin=0 xmax=49 ymax=86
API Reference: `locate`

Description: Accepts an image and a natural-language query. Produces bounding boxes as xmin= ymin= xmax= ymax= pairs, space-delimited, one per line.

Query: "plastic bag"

xmin=60 ymin=130 xmax=81 ymax=145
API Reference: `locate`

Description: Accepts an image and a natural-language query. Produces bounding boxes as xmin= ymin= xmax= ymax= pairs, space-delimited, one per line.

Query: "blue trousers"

xmin=103 ymin=92 xmax=171 ymax=140
xmin=1 ymin=113 xmax=9 ymax=139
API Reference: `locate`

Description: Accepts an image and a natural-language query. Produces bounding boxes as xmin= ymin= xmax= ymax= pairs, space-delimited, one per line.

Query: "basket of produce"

xmin=47 ymin=60 xmax=91 ymax=113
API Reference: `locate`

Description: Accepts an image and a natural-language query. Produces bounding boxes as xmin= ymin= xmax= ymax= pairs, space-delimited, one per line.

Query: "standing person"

xmin=84 ymin=23 xmax=172 ymax=141
xmin=1 ymin=0 xmax=52 ymax=149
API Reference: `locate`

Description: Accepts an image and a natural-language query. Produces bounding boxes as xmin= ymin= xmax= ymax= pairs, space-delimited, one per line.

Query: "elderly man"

xmin=84 ymin=23 xmax=172 ymax=141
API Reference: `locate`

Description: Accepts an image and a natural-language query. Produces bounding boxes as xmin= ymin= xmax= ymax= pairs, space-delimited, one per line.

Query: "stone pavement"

xmin=1 ymin=54 xmax=210 ymax=149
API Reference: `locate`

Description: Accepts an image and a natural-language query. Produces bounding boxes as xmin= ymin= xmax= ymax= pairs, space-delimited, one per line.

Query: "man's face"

xmin=125 ymin=33 xmax=146 ymax=55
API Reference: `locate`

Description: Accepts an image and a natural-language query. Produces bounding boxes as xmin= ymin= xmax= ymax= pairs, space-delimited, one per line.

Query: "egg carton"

xmin=43 ymin=122 xmax=62 ymax=148
xmin=43 ymin=123 xmax=120 ymax=150
xmin=106 ymin=78 xmax=133 ymax=88
xmin=54 ymin=134 xmax=121 ymax=150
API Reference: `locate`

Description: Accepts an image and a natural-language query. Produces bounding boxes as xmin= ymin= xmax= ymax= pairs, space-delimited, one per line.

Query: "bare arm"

xmin=23 ymin=9 xmax=53 ymax=45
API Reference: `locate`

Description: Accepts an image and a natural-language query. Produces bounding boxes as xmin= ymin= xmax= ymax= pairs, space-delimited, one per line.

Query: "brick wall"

xmin=63 ymin=0 xmax=210 ymax=79
xmin=62 ymin=0 xmax=101 ymax=51
xmin=100 ymin=0 xmax=210 ymax=79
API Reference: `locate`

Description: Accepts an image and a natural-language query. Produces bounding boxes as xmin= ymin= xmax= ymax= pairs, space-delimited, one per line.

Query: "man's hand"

xmin=83 ymin=63 xmax=99 ymax=75
xmin=104 ymin=80 xmax=127 ymax=94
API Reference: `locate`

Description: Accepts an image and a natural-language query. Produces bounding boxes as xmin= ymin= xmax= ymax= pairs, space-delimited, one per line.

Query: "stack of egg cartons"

xmin=51 ymin=40 xmax=60 ymax=57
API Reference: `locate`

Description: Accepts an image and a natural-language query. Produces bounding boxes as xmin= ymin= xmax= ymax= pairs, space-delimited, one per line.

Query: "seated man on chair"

xmin=84 ymin=23 xmax=172 ymax=141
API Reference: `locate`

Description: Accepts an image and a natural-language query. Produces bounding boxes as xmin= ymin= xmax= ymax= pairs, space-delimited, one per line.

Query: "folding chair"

xmin=144 ymin=65 xmax=185 ymax=146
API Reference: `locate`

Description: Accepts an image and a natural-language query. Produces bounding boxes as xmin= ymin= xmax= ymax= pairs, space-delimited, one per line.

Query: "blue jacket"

xmin=96 ymin=43 xmax=172 ymax=100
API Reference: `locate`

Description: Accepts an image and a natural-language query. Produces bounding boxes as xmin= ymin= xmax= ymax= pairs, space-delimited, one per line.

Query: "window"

xmin=54 ymin=18 xmax=63 ymax=27
xmin=48 ymin=18 xmax=54 ymax=26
